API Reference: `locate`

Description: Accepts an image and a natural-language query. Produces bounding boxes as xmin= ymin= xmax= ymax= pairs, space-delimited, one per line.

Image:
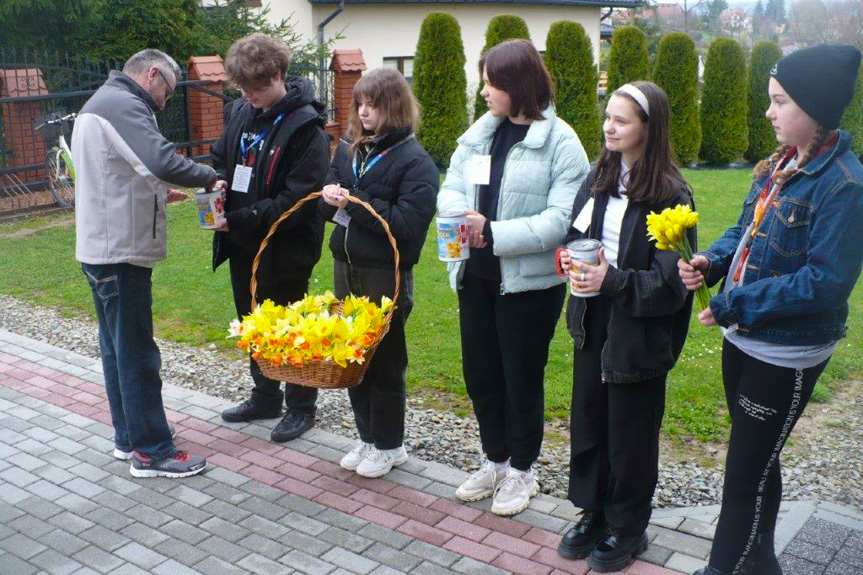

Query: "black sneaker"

xmin=221 ymin=399 xmax=282 ymax=423
xmin=113 ymin=425 xmax=177 ymax=461
xmin=557 ymin=511 xmax=607 ymax=559
xmin=130 ymin=450 xmax=207 ymax=478
xmin=694 ymin=568 xmax=732 ymax=575
xmin=271 ymin=408 xmax=314 ymax=443
xmin=587 ymin=529 xmax=648 ymax=573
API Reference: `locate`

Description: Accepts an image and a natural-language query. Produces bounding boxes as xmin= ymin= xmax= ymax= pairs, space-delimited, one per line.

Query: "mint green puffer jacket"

xmin=437 ymin=107 xmax=589 ymax=293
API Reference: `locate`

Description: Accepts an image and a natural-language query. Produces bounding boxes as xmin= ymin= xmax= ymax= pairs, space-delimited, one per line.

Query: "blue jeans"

xmin=82 ymin=263 xmax=175 ymax=459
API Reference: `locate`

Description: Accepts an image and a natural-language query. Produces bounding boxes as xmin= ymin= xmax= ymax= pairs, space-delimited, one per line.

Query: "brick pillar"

xmin=329 ymin=49 xmax=367 ymax=143
xmin=186 ymin=56 xmax=227 ymax=159
xmin=0 ymin=69 xmax=50 ymax=183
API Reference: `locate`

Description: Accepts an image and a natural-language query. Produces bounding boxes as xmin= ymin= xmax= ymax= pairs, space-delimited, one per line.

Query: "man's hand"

xmin=166 ymin=189 xmax=188 ymax=203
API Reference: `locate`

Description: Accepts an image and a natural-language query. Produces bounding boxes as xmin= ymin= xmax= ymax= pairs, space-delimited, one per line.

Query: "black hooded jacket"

xmin=319 ymin=128 xmax=438 ymax=269
xmin=211 ymin=77 xmax=330 ymax=286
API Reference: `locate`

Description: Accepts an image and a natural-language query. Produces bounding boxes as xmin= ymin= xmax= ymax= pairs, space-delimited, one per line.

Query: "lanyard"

xmin=352 ymin=134 xmax=415 ymax=184
xmin=240 ymin=113 xmax=286 ymax=165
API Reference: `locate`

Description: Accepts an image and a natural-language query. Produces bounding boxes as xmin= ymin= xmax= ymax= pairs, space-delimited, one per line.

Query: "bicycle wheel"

xmin=46 ymin=148 xmax=75 ymax=208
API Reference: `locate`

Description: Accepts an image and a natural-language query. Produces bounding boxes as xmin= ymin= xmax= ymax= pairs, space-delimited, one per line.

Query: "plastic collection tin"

xmin=436 ymin=211 xmax=470 ymax=262
xmin=567 ymin=239 xmax=602 ymax=297
xmin=195 ymin=187 xmax=225 ymax=230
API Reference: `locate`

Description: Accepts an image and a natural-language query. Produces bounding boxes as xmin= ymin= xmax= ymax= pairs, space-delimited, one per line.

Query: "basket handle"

xmin=250 ymin=191 xmax=401 ymax=324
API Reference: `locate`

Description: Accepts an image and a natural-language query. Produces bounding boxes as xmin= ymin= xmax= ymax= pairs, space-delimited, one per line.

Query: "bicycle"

xmin=35 ymin=112 xmax=77 ymax=208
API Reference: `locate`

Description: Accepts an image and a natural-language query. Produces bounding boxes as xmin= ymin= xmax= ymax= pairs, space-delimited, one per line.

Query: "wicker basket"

xmin=248 ymin=191 xmax=400 ymax=389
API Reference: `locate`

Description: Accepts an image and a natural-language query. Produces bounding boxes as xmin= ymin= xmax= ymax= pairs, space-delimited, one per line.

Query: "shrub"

xmin=700 ymin=37 xmax=749 ymax=165
xmin=653 ymin=32 xmax=701 ymax=165
xmin=606 ymin=26 xmax=650 ymax=94
xmin=842 ymin=62 xmax=863 ymax=157
xmin=473 ymin=15 xmax=531 ymax=121
xmin=545 ymin=21 xmax=601 ymax=159
xmin=413 ymin=12 xmax=469 ymax=168
xmin=745 ymin=41 xmax=783 ymax=162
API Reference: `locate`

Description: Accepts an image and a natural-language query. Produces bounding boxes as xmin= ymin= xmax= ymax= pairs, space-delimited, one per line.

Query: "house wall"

xmin=267 ymin=1 xmax=601 ymax=94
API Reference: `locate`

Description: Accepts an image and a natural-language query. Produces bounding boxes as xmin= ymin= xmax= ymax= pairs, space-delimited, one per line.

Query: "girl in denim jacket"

xmin=679 ymin=44 xmax=863 ymax=575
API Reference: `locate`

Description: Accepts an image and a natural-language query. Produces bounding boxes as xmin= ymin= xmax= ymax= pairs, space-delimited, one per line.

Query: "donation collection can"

xmin=436 ymin=211 xmax=470 ymax=262
xmin=195 ymin=187 xmax=224 ymax=230
xmin=567 ymin=239 xmax=602 ymax=298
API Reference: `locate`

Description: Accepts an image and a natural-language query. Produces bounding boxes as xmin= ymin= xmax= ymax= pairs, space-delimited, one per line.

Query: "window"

xmin=383 ymin=57 xmax=414 ymax=83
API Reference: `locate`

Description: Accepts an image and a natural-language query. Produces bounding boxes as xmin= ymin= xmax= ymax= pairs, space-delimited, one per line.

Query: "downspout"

xmin=318 ymin=0 xmax=346 ymax=115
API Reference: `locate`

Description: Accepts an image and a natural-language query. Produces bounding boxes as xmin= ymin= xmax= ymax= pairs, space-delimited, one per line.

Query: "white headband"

xmin=617 ymin=84 xmax=650 ymax=116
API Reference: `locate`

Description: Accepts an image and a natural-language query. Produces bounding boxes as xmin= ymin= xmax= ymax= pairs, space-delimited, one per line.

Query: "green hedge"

xmin=745 ymin=41 xmax=783 ymax=162
xmin=653 ymin=32 xmax=701 ymax=166
xmin=474 ymin=15 xmax=531 ymax=121
xmin=606 ymin=26 xmax=650 ymax=94
xmin=700 ymin=37 xmax=749 ymax=165
xmin=413 ymin=12 xmax=469 ymax=168
xmin=545 ymin=21 xmax=601 ymax=159
xmin=842 ymin=63 xmax=863 ymax=157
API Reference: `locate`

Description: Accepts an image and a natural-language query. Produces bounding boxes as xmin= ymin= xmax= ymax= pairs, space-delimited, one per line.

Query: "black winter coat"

xmin=319 ymin=128 xmax=439 ymax=269
xmin=564 ymin=168 xmax=695 ymax=383
xmin=211 ymin=77 xmax=330 ymax=288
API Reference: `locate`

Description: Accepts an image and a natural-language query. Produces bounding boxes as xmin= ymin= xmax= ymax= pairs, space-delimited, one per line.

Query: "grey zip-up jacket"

xmin=73 ymin=71 xmax=216 ymax=266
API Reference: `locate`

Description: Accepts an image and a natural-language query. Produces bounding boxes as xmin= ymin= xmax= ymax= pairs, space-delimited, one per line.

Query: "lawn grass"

xmin=0 ymin=168 xmax=860 ymax=443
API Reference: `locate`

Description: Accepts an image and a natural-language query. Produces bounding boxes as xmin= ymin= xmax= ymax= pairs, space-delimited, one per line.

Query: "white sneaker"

xmin=455 ymin=459 xmax=509 ymax=502
xmin=491 ymin=467 xmax=539 ymax=516
xmin=340 ymin=440 xmax=373 ymax=471
xmin=355 ymin=446 xmax=408 ymax=478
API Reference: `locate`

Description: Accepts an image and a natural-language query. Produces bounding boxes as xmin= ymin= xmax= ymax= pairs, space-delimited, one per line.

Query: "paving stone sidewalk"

xmin=0 ymin=329 xmax=860 ymax=575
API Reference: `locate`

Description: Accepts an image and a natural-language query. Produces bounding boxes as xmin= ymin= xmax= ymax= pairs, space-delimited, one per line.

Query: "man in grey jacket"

xmin=73 ymin=49 xmax=223 ymax=478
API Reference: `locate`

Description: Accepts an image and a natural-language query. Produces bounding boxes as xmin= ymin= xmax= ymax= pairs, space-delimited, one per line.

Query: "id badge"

xmin=231 ymin=165 xmax=253 ymax=193
xmin=465 ymin=155 xmax=491 ymax=186
xmin=333 ymin=208 xmax=351 ymax=227
xmin=572 ymin=197 xmax=595 ymax=233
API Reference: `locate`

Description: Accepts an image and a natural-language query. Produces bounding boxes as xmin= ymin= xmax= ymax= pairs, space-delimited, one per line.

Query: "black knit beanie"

xmin=771 ymin=44 xmax=861 ymax=130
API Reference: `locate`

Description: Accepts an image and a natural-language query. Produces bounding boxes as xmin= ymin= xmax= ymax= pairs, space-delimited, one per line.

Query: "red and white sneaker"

xmin=130 ymin=450 xmax=206 ymax=478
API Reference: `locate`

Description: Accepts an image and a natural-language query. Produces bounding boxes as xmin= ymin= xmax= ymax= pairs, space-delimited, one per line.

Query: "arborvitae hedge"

xmin=700 ymin=38 xmax=749 ymax=165
xmin=842 ymin=63 xmax=863 ymax=157
xmin=413 ymin=12 xmax=469 ymax=168
xmin=606 ymin=26 xmax=650 ymax=94
xmin=474 ymin=15 xmax=531 ymax=121
xmin=653 ymin=32 xmax=701 ymax=165
xmin=745 ymin=41 xmax=783 ymax=162
xmin=545 ymin=21 xmax=600 ymax=159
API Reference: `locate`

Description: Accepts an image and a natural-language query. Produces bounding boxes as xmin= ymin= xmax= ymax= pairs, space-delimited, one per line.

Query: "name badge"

xmin=231 ymin=165 xmax=253 ymax=193
xmin=572 ymin=197 xmax=594 ymax=233
xmin=465 ymin=155 xmax=491 ymax=186
xmin=333 ymin=208 xmax=352 ymax=227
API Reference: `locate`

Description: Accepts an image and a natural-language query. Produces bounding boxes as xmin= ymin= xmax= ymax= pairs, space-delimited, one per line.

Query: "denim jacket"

xmin=700 ymin=131 xmax=863 ymax=345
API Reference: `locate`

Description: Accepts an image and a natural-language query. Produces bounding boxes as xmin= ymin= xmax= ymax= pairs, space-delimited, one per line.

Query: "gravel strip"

xmin=1 ymin=293 xmax=860 ymax=509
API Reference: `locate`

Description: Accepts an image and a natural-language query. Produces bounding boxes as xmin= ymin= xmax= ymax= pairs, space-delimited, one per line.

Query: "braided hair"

xmin=753 ymin=125 xmax=834 ymax=184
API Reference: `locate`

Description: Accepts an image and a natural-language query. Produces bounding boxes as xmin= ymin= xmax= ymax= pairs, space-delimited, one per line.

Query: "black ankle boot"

xmin=587 ymin=529 xmax=648 ymax=573
xmin=693 ymin=567 xmax=732 ymax=575
xmin=557 ymin=511 xmax=606 ymax=559
xmin=693 ymin=531 xmax=781 ymax=575
xmin=221 ymin=398 xmax=282 ymax=423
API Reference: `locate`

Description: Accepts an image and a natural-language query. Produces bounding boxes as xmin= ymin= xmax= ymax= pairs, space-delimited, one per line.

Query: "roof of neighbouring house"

xmin=308 ymin=0 xmax=643 ymax=7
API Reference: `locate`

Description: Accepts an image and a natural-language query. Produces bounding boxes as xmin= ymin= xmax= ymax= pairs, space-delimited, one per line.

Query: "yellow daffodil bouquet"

xmin=228 ymin=291 xmax=393 ymax=369
xmin=646 ymin=205 xmax=710 ymax=311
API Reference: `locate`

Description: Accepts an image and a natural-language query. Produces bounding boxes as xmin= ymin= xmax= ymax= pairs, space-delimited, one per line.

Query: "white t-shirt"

xmin=601 ymin=163 xmax=630 ymax=268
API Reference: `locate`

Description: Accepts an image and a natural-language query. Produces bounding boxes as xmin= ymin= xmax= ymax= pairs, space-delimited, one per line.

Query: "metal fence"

xmin=0 ymin=48 xmax=335 ymax=218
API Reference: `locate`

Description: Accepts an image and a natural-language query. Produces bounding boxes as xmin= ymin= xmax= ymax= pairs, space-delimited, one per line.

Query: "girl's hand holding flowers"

xmin=569 ymin=247 xmax=610 ymax=294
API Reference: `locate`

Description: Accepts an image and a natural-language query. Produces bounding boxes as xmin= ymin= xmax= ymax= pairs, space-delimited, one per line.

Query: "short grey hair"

xmin=123 ymin=49 xmax=182 ymax=84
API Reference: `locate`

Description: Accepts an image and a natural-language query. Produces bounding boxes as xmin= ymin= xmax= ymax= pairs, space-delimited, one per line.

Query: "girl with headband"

xmin=557 ymin=81 xmax=695 ymax=572
xmin=679 ymin=44 xmax=863 ymax=575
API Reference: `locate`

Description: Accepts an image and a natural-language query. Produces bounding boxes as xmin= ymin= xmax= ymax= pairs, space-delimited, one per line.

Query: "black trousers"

xmin=334 ymin=260 xmax=413 ymax=450
xmin=568 ymin=295 xmax=666 ymax=536
xmin=457 ymin=272 xmax=565 ymax=471
xmin=709 ymin=340 xmax=829 ymax=573
xmin=228 ymin=251 xmax=318 ymax=414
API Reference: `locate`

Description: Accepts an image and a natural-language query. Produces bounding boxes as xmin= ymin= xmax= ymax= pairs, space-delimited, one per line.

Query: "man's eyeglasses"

xmin=156 ymin=68 xmax=175 ymax=101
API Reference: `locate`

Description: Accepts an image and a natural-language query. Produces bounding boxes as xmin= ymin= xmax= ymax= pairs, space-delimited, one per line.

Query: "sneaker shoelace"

xmin=469 ymin=461 xmax=497 ymax=485
xmin=349 ymin=443 xmax=369 ymax=457
xmin=365 ymin=447 xmax=388 ymax=464
xmin=495 ymin=472 xmax=528 ymax=499
xmin=172 ymin=451 xmax=190 ymax=462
